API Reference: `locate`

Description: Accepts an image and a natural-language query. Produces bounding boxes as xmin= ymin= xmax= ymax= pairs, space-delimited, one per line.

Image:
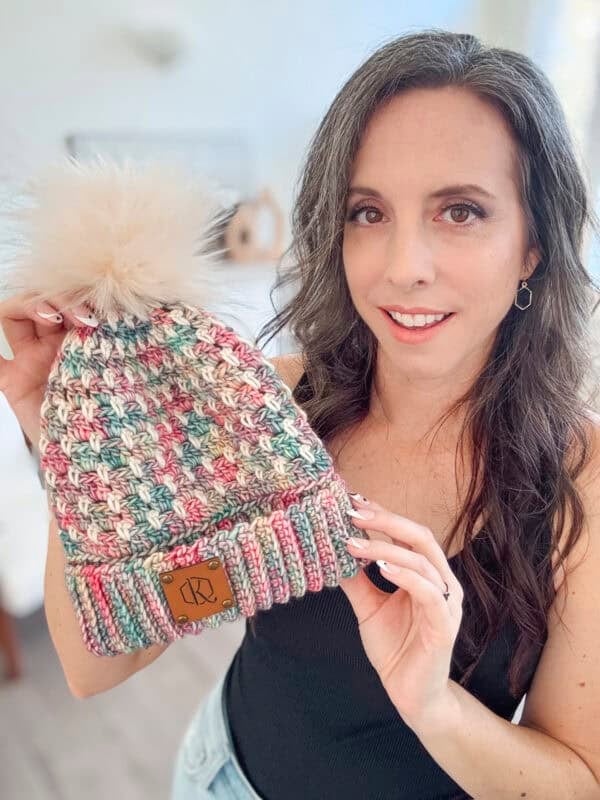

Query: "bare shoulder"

xmin=266 ymin=351 xmax=305 ymax=393
xmin=552 ymin=412 xmax=600 ymax=580
xmin=574 ymin=412 xmax=600 ymax=517
xmin=566 ymin=411 xmax=600 ymax=574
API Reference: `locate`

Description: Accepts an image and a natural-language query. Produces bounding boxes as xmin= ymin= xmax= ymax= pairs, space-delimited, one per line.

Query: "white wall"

xmin=0 ymin=1 xmax=471 ymax=212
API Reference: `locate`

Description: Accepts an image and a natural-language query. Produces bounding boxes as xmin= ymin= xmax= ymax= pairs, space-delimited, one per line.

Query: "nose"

xmin=382 ymin=221 xmax=436 ymax=289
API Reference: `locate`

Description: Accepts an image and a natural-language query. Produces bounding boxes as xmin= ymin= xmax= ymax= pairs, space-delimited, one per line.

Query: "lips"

xmin=386 ymin=310 xmax=453 ymax=329
xmin=380 ymin=308 xmax=456 ymax=344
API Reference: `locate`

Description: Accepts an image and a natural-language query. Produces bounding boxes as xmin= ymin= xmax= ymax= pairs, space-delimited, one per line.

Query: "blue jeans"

xmin=170 ymin=670 xmax=264 ymax=800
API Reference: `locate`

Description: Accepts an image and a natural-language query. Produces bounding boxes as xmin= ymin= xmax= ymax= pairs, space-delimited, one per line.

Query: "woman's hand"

xmin=339 ymin=494 xmax=464 ymax=733
xmin=0 ymin=292 xmax=98 ymax=446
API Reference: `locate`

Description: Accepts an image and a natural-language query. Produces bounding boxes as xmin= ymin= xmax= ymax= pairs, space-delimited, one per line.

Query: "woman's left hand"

xmin=338 ymin=494 xmax=465 ymax=733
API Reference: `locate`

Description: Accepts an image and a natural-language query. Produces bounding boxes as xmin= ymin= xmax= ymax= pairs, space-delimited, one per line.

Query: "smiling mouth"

xmin=384 ymin=310 xmax=455 ymax=329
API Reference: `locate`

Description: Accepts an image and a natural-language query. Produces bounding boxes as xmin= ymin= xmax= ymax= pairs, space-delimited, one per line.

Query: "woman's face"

xmin=342 ymin=86 xmax=539 ymax=379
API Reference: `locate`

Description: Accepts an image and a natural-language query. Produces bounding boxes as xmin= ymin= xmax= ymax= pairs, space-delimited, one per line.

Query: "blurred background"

xmin=1 ymin=1 xmax=599 ymax=798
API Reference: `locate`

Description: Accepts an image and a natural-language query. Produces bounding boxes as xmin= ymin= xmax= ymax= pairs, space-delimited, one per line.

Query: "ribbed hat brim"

xmin=64 ymin=476 xmax=369 ymax=656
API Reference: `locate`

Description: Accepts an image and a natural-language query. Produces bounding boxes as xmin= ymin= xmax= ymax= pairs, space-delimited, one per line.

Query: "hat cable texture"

xmin=6 ymin=157 xmax=370 ymax=656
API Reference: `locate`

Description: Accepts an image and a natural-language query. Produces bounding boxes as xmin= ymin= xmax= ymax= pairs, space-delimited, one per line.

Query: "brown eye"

xmin=441 ymin=202 xmax=485 ymax=226
xmin=450 ymin=206 xmax=470 ymax=223
xmin=348 ymin=205 xmax=383 ymax=224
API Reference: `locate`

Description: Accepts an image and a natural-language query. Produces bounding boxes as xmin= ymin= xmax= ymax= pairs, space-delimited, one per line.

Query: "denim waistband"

xmin=178 ymin=668 xmax=264 ymax=799
xmin=178 ymin=670 xmax=231 ymax=788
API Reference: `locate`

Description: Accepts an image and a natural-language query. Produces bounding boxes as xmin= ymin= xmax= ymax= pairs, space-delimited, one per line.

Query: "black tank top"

xmin=224 ymin=390 xmax=552 ymax=799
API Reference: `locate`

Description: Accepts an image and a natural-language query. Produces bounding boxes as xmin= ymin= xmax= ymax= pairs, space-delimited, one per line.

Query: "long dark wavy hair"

xmin=255 ymin=29 xmax=600 ymax=699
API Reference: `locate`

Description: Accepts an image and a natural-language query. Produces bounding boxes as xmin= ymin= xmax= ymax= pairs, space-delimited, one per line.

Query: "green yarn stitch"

xmin=107 ymin=580 xmax=147 ymax=648
xmin=61 ymin=348 xmax=88 ymax=378
xmin=109 ymin=318 xmax=153 ymax=345
xmin=148 ymin=484 xmax=174 ymax=511
xmin=99 ymin=444 xmax=127 ymax=469
xmin=58 ymin=528 xmax=84 ymax=558
xmin=70 ymin=442 xmax=102 ymax=470
xmin=124 ymin=494 xmax=155 ymax=518
xmin=186 ymin=412 xmax=212 ymax=438
xmin=180 ymin=441 xmax=206 ymax=469
xmin=165 ymin=324 xmax=199 ymax=354
xmin=271 ymin=433 xmax=301 ymax=459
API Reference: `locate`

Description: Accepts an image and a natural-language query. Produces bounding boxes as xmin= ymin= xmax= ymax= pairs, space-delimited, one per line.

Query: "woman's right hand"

xmin=0 ymin=292 xmax=98 ymax=447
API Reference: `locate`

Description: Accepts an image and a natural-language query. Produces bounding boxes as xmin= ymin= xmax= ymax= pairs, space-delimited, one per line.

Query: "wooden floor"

xmin=0 ymin=607 xmax=244 ymax=800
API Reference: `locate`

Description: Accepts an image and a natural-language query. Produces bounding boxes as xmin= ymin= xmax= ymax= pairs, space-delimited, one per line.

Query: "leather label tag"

xmin=159 ymin=558 xmax=236 ymax=625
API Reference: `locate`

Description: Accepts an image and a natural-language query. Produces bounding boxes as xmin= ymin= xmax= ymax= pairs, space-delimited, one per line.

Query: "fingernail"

xmin=347 ymin=536 xmax=368 ymax=549
xmin=74 ymin=313 xmax=99 ymax=327
xmin=348 ymin=508 xmax=374 ymax=520
xmin=377 ymin=559 xmax=399 ymax=573
xmin=350 ymin=492 xmax=369 ymax=504
xmin=36 ymin=311 xmax=63 ymax=323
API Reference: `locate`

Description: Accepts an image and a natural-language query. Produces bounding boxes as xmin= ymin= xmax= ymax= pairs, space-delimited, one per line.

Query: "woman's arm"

xmin=44 ymin=511 xmax=170 ymax=699
xmin=407 ymin=678 xmax=600 ymax=799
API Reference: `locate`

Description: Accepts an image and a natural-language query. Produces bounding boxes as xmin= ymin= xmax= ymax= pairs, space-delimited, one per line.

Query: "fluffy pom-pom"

xmin=2 ymin=156 xmax=232 ymax=321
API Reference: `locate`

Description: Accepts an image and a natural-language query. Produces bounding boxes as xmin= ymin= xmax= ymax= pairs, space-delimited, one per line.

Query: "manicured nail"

xmin=348 ymin=508 xmax=374 ymax=520
xmin=377 ymin=559 xmax=399 ymax=573
xmin=74 ymin=313 xmax=99 ymax=327
xmin=350 ymin=492 xmax=369 ymax=504
xmin=36 ymin=311 xmax=63 ymax=323
xmin=347 ymin=536 xmax=368 ymax=549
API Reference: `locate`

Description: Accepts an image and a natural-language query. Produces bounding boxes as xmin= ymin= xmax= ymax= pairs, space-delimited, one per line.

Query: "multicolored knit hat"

xmin=5 ymin=158 xmax=370 ymax=656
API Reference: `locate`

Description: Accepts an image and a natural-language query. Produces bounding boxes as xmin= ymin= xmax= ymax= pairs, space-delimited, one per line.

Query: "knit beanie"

xmin=4 ymin=158 xmax=370 ymax=656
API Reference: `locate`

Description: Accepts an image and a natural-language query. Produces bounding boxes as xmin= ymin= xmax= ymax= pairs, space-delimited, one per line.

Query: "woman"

xmin=1 ymin=28 xmax=600 ymax=800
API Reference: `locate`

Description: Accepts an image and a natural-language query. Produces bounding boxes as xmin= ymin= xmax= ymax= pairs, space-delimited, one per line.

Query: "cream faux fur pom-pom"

xmin=3 ymin=157 xmax=231 ymax=321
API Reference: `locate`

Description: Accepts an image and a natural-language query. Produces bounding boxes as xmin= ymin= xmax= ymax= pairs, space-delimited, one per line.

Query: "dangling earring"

xmin=514 ymin=279 xmax=532 ymax=310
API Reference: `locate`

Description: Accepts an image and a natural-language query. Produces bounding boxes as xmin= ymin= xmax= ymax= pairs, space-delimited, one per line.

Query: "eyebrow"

xmin=347 ymin=183 xmax=496 ymax=201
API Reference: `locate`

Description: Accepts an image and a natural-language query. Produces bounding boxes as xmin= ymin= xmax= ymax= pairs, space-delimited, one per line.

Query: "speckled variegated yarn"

xmin=39 ymin=303 xmax=368 ymax=656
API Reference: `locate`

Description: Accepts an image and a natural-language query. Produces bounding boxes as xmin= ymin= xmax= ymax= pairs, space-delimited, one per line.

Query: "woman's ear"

xmin=522 ymin=245 xmax=541 ymax=280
